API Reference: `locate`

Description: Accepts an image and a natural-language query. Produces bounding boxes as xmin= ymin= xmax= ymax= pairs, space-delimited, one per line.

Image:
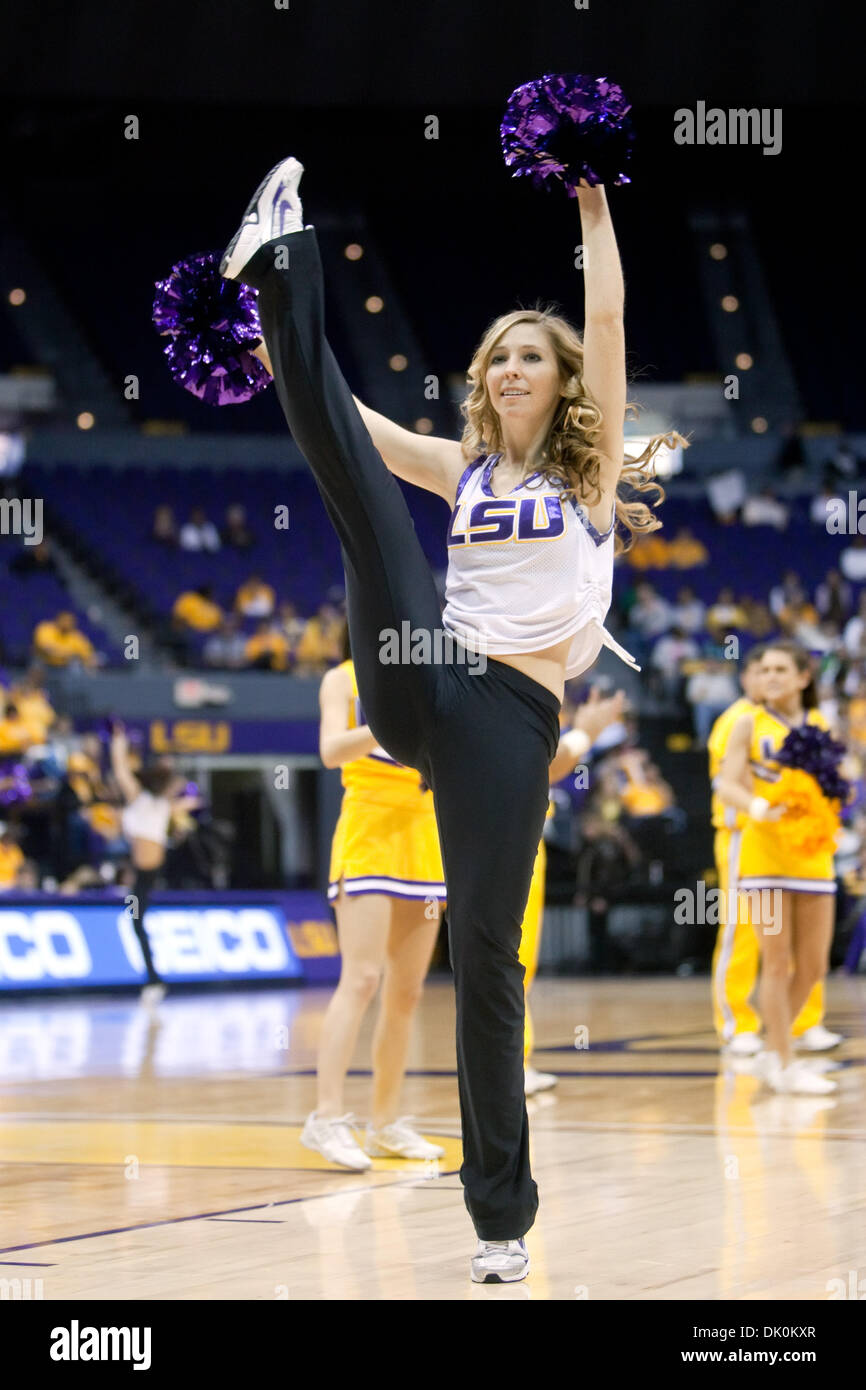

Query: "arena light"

xmin=751 ymin=417 xmax=768 ymax=434
xmin=721 ymin=295 xmax=739 ymax=312
xmin=625 ymin=434 xmax=683 ymax=479
xmin=8 ymin=288 xmax=26 ymax=306
xmin=735 ymin=352 xmax=753 ymax=370
xmin=709 ymin=243 xmax=727 ymax=260
xmin=414 ymin=417 xmax=434 ymax=434
xmin=389 ymin=354 xmax=408 ymax=371
xmin=365 ymin=295 xmax=384 ymax=314
xmin=344 ymin=243 xmax=364 ymax=260
xmin=76 ymin=411 xmax=95 ymax=430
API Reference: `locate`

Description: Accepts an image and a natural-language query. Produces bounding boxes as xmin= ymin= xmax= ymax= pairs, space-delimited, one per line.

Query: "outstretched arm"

xmin=110 ymin=726 xmax=140 ymax=805
xmin=577 ymin=185 xmax=627 ymax=500
xmin=251 ymin=341 xmax=465 ymax=504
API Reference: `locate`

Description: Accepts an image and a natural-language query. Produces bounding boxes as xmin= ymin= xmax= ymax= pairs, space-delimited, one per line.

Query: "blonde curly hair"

xmin=459 ymin=307 xmax=687 ymax=556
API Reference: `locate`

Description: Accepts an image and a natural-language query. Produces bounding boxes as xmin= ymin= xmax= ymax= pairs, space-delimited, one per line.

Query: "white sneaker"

xmin=139 ymin=983 xmax=166 ymax=1009
xmin=757 ymin=1052 xmax=837 ymax=1095
xmin=778 ymin=1061 xmax=838 ymax=1095
xmin=220 ymin=157 xmax=305 ymax=280
xmin=725 ymin=1031 xmax=763 ymax=1056
xmin=300 ymin=1111 xmax=372 ymax=1171
xmin=471 ymin=1238 xmax=530 ymax=1284
xmin=794 ymin=1025 xmax=844 ymax=1052
xmin=365 ymin=1116 xmax=445 ymax=1159
xmin=524 ymin=1066 xmax=558 ymax=1095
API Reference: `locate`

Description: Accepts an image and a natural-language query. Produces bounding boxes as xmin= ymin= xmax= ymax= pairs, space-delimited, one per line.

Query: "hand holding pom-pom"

xmin=152 ymin=252 xmax=271 ymax=406
xmin=500 ymin=73 xmax=634 ymax=198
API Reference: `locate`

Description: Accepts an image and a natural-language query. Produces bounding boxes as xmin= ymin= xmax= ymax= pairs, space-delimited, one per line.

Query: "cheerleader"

xmin=301 ymin=622 xmax=446 ymax=1170
xmin=220 ymin=155 xmax=668 ymax=1281
xmin=715 ymin=641 xmax=840 ymax=1095
xmin=110 ymin=724 xmax=199 ymax=1008
xmin=708 ymin=646 xmax=840 ymax=1055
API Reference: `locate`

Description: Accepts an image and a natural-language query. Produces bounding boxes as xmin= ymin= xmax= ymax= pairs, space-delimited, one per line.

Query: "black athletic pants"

xmin=131 ymin=867 xmax=162 ymax=985
xmin=242 ymin=229 xmax=561 ymax=1239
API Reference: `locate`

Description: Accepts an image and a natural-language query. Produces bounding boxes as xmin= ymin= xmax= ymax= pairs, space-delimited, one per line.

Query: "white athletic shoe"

xmin=139 ymin=983 xmax=166 ymax=1009
xmin=220 ymin=157 xmax=305 ymax=280
xmin=724 ymin=1031 xmax=763 ymax=1056
xmin=778 ymin=1061 xmax=838 ymax=1095
xmin=364 ymin=1116 xmax=445 ymax=1159
xmin=300 ymin=1111 xmax=372 ymax=1170
xmin=794 ymin=1024 xmax=844 ymax=1052
xmin=524 ymin=1066 xmax=558 ymax=1095
xmin=471 ymin=1239 xmax=530 ymax=1284
xmin=756 ymin=1051 xmax=837 ymax=1095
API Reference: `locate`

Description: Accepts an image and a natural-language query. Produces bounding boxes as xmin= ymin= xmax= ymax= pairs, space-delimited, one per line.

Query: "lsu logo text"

xmin=150 ymin=720 xmax=231 ymax=753
xmin=447 ymin=497 xmax=566 ymax=547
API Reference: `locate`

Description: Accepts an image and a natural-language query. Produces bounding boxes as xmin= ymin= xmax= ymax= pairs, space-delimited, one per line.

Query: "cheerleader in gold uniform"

xmin=301 ymin=628 xmax=447 ymax=1170
xmin=715 ymin=640 xmax=840 ymax=1095
xmin=708 ymin=647 xmax=831 ymax=1052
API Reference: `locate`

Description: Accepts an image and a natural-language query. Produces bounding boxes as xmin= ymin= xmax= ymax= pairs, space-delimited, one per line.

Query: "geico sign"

xmin=0 ymin=912 xmax=92 ymax=981
xmin=119 ymin=908 xmax=289 ymax=974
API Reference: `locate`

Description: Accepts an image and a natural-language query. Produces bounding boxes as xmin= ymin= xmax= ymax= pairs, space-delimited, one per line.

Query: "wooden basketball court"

xmin=1 ymin=976 xmax=863 ymax=1300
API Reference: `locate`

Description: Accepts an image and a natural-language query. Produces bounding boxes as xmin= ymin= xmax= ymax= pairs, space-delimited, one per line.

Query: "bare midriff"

xmin=489 ymin=634 xmax=572 ymax=704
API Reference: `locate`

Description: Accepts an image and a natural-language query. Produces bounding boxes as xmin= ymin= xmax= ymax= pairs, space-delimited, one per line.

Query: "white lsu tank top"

xmin=441 ymin=453 xmax=641 ymax=680
xmin=121 ymin=791 xmax=172 ymax=847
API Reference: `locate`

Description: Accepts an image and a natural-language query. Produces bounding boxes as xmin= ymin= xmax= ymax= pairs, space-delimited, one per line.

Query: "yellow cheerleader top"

xmin=339 ymin=660 xmax=429 ymax=800
xmin=708 ymin=696 xmax=756 ymax=831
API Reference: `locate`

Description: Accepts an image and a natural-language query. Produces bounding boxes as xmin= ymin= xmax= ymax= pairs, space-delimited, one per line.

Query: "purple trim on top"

xmin=455 ymin=455 xmax=487 ymax=502
xmin=480 ymin=454 xmax=541 ymax=499
xmin=570 ymin=496 xmax=615 ymax=546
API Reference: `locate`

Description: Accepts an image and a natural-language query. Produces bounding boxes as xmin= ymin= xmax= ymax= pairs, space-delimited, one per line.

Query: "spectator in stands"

xmin=32 ymin=612 xmax=97 ymax=669
xmin=706 ymin=469 xmax=746 ymax=525
xmin=234 ymin=573 xmax=276 ymax=618
xmin=777 ymin=423 xmax=806 ymax=478
xmin=0 ymin=701 xmax=32 ymax=755
xmin=705 ymin=587 xmax=747 ymax=641
xmin=742 ymin=488 xmax=789 ymax=530
xmin=14 ymin=858 xmax=39 ymax=891
xmin=843 ymin=593 xmax=866 ymax=661
xmin=665 ymin=527 xmax=709 ymax=568
xmin=203 ymin=615 xmax=248 ymax=669
xmin=810 ymin=484 xmax=839 ymax=527
xmin=815 ymin=569 xmax=853 ymax=627
xmin=179 ymin=507 xmax=221 ymax=552
xmin=9 ymin=668 xmax=55 ymax=744
xmin=152 ymin=505 xmax=179 ymax=546
xmin=649 ymin=624 xmax=700 ymax=703
xmin=685 ymin=657 xmax=739 ymax=748
xmin=738 ymin=596 xmax=775 ymax=638
xmin=0 ymin=824 xmax=25 ymax=891
xmin=625 ymin=531 xmax=669 ymax=570
xmin=769 ymin=570 xmax=806 ymax=619
xmin=277 ymin=599 xmax=306 ymax=650
xmin=628 ymin=582 xmax=673 ymax=639
xmin=221 ymin=503 xmax=255 ymax=550
xmin=294 ymin=602 xmax=344 ymax=674
xmin=10 ymin=538 xmax=58 ymax=577
xmin=244 ymin=619 xmax=291 ymax=672
xmin=839 ymin=535 xmax=866 ymax=584
xmin=824 ymin=437 xmax=860 ymax=484
xmin=172 ymin=585 xmax=223 ymax=633
xmin=671 ymin=585 xmax=706 ymax=634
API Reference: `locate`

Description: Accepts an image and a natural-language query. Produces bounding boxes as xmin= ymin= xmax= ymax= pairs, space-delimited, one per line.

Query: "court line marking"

xmin=0 ymin=1168 xmax=464 ymax=1257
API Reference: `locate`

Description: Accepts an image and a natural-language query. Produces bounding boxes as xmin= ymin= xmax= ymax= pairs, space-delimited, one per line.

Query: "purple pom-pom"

xmin=152 ymin=252 xmax=271 ymax=406
xmin=500 ymin=73 xmax=634 ymax=197
xmin=775 ymin=724 xmax=852 ymax=804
